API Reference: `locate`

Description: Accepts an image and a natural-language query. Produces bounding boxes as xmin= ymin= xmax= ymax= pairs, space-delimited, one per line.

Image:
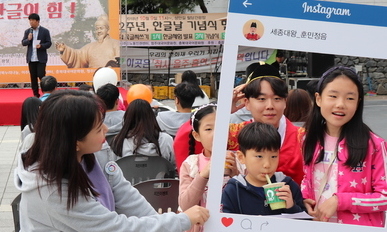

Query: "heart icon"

xmin=221 ymin=217 xmax=233 ymax=227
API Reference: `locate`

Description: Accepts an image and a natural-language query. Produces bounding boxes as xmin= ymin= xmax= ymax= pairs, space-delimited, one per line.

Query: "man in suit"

xmin=22 ymin=13 xmax=52 ymax=97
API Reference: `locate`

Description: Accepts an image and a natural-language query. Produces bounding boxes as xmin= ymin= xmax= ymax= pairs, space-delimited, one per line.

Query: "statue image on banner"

xmin=55 ymin=15 xmax=120 ymax=68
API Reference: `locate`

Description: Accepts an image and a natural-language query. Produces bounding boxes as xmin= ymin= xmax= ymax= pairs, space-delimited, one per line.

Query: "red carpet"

xmin=0 ymin=89 xmax=33 ymax=126
xmin=0 ymin=88 xmax=128 ymax=126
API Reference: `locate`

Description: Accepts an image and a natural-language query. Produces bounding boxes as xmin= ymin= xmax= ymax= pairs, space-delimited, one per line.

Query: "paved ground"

xmin=0 ymin=126 xmax=21 ymax=232
xmin=1 ymin=95 xmax=386 ymax=231
xmin=363 ymin=96 xmax=387 ymax=140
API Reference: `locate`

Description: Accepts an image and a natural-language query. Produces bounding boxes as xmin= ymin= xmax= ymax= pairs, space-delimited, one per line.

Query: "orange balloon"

xmin=126 ymin=84 xmax=152 ymax=104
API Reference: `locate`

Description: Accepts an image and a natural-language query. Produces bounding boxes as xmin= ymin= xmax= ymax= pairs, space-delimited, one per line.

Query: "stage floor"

xmin=0 ymin=89 xmax=33 ymax=126
xmin=0 ymin=88 xmax=128 ymax=126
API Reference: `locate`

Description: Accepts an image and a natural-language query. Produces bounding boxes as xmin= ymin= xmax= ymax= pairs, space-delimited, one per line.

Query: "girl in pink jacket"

xmin=178 ymin=104 xmax=240 ymax=232
xmin=301 ymin=66 xmax=387 ymax=227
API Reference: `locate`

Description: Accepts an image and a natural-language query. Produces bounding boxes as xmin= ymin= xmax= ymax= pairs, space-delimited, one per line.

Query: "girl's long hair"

xmin=23 ymin=90 xmax=106 ymax=210
xmin=20 ymin=97 xmax=42 ymax=132
xmin=284 ymin=89 xmax=312 ymax=122
xmin=182 ymin=70 xmax=204 ymax=98
xmin=303 ymin=66 xmax=372 ymax=167
xmin=111 ymin=99 xmax=162 ymax=157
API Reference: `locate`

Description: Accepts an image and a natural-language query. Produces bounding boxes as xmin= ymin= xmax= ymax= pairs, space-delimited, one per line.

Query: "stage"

xmin=0 ymin=88 xmax=128 ymax=126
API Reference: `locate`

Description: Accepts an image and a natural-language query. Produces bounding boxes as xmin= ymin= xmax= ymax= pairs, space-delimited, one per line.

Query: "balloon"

xmin=126 ymin=84 xmax=152 ymax=104
xmin=92 ymin=67 xmax=118 ymax=91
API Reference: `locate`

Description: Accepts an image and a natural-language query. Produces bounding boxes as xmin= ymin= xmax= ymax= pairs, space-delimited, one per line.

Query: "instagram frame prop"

xmin=205 ymin=0 xmax=387 ymax=231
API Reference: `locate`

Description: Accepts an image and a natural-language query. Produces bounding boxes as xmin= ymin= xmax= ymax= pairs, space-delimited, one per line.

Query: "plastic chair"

xmin=11 ymin=193 xmax=21 ymax=232
xmin=153 ymin=105 xmax=173 ymax=117
xmin=116 ymin=154 xmax=176 ymax=185
xmin=105 ymin=134 xmax=116 ymax=147
xmin=133 ymin=179 xmax=179 ymax=213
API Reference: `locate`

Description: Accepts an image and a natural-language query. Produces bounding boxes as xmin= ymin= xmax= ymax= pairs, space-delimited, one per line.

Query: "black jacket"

xmin=221 ymin=172 xmax=306 ymax=215
xmin=21 ymin=26 xmax=52 ymax=63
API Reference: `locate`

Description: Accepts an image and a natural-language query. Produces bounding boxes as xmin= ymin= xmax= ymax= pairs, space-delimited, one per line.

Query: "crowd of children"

xmin=15 ymin=65 xmax=387 ymax=231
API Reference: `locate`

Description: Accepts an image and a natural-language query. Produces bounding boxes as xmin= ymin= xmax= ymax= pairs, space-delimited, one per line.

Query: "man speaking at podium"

xmin=22 ymin=13 xmax=52 ymax=98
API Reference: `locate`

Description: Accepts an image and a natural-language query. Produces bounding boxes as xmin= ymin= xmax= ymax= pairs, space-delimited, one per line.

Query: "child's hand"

xmin=199 ymin=161 xmax=211 ymax=179
xmin=303 ymin=199 xmax=316 ymax=217
xmin=315 ymin=195 xmax=338 ymax=222
xmin=225 ymin=151 xmax=239 ymax=177
xmin=276 ymin=184 xmax=294 ymax=209
xmin=184 ymin=205 xmax=210 ymax=226
xmin=231 ymin=84 xmax=246 ymax=113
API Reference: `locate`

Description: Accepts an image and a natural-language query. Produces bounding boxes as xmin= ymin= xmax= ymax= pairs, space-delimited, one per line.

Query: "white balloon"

xmin=92 ymin=67 xmax=118 ymax=91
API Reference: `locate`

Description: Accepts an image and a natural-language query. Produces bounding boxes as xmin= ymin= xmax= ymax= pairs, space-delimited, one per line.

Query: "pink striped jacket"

xmin=301 ymin=133 xmax=387 ymax=227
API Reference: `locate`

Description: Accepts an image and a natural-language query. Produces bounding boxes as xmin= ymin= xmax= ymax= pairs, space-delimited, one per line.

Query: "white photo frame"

xmin=204 ymin=0 xmax=387 ymax=231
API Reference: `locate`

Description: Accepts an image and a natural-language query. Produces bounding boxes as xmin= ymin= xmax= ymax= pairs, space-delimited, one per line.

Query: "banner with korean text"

xmin=120 ymin=13 xmax=226 ymax=47
xmin=0 ymin=0 xmax=119 ymax=83
xmin=121 ymin=46 xmax=275 ymax=73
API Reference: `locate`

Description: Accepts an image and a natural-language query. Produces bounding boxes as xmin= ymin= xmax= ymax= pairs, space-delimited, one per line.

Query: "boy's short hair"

xmin=78 ymin=84 xmax=92 ymax=91
xmin=96 ymin=83 xmax=119 ymax=110
xmin=28 ymin=13 xmax=40 ymax=21
xmin=40 ymin=76 xmax=57 ymax=92
xmin=182 ymin=70 xmax=197 ymax=84
xmin=238 ymin=122 xmax=281 ymax=154
xmin=174 ymin=82 xmax=202 ymax=109
xmin=276 ymin=50 xmax=285 ymax=58
xmin=244 ymin=76 xmax=288 ymax=99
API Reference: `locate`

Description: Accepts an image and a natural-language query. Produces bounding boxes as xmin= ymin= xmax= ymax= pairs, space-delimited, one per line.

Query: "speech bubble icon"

xmin=241 ymin=218 xmax=252 ymax=230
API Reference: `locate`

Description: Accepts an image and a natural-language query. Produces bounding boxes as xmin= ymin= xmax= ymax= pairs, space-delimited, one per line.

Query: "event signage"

xmin=224 ymin=0 xmax=387 ymax=59
xmin=229 ymin=0 xmax=387 ymax=27
xmin=0 ymin=0 xmax=119 ymax=83
xmin=120 ymin=13 xmax=226 ymax=46
xmin=121 ymin=46 xmax=274 ymax=73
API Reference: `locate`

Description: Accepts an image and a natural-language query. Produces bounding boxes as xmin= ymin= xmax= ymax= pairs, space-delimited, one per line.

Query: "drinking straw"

xmin=265 ymin=174 xmax=272 ymax=184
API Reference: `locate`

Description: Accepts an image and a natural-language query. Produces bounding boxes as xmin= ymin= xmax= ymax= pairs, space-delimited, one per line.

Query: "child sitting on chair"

xmin=179 ymin=104 xmax=241 ymax=232
xmin=221 ymin=122 xmax=305 ymax=215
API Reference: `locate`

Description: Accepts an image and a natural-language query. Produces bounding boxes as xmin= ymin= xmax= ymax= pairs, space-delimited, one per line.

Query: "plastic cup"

xmin=224 ymin=150 xmax=235 ymax=176
xmin=224 ymin=162 xmax=231 ymax=176
xmin=263 ymin=182 xmax=286 ymax=210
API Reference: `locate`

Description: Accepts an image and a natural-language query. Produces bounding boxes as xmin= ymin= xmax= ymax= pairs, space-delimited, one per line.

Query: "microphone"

xmin=30 ymin=28 xmax=33 ymax=34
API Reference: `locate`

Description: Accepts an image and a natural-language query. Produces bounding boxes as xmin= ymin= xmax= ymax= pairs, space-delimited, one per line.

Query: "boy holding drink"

xmin=221 ymin=122 xmax=305 ymax=215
